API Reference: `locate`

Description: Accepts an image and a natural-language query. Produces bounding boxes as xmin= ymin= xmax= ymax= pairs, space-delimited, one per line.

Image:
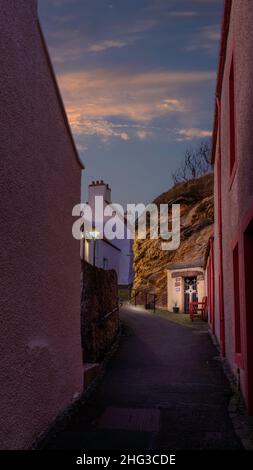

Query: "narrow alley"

xmin=2 ymin=0 xmax=253 ymax=460
xmin=43 ymin=306 xmax=242 ymax=450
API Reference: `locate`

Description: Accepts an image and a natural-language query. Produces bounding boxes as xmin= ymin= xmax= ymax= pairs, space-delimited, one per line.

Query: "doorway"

xmin=184 ymin=277 xmax=198 ymax=313
xmin=244 ymin=217 xmax=253 ymax=413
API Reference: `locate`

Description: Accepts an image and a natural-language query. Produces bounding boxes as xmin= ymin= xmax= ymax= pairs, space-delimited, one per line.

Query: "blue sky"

xmin=38 ymin=0 xmax=223 ymax=206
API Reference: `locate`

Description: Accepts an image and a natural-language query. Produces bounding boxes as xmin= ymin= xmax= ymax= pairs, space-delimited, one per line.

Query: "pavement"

xmin=45 ymin=305 xmax=243 ymax=450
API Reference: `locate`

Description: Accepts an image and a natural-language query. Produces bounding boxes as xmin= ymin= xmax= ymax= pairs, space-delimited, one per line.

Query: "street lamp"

xmin=86 ymin=229 xmax=101 ymax=266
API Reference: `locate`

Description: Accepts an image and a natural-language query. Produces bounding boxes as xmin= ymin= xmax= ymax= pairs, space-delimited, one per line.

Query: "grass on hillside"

xmin=154 ymin=308 xmax=208 ymax=330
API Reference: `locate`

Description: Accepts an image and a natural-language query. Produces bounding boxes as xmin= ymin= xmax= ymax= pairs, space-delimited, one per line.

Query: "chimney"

xmin=105 ymin=184 xmax=111 ymax=204
xmin=88 ymin=180 xmax=112 ymax=205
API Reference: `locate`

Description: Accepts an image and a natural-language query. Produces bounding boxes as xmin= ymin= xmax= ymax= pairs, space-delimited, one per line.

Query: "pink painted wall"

xmin=0 ymin=0 xmax=84 ymax=448
xmin=213 ymin=0 xmax=253 ymax=407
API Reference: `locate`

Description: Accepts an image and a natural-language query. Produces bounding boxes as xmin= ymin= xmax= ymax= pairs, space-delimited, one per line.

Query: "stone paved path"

xmin=46 ymin=305 xmax=242 ymax=450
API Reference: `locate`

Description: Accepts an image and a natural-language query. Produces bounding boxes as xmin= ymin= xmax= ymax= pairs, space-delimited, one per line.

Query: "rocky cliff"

xmin=133 ymin=173 xmax=214 ymax=307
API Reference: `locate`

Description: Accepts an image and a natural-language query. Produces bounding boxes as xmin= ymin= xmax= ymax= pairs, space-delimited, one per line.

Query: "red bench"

xmin=189 ymin=296 xmax=208 ymax=322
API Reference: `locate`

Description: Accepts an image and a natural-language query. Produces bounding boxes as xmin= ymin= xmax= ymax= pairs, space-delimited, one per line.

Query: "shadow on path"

xmin=45 ymin=305 xmax=242 ymax=450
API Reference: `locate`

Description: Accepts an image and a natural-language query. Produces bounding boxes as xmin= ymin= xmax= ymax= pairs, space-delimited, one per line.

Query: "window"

xmin=229 ymin=57 xmax=236 ymax=175
xmin=233 ymin=243 xmax=241 ymax=356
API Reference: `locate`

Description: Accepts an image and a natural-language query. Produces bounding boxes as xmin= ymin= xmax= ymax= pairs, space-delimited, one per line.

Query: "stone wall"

xmin=81 ymin=261 xmax=119 ymax=363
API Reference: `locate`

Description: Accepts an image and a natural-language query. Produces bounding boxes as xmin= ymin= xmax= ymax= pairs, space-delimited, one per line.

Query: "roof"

xmin=167 ymin=260 xmax=205 ymax=270
xmin=211 ymin=0 xmax=232 ymax=164
xmin=171 ymin=270 xmax=204 ymax=279
xmin=101 ymin=237 xmax=121 ymax=252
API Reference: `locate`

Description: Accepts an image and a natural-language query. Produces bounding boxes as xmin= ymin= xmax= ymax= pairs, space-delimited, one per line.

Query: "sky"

xmin=38 ymin=0 xmax=223 ymax=207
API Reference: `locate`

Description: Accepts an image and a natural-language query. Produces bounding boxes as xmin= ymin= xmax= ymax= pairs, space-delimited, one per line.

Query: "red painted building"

xmin=206 ymin=0 xmax=253 ymax=413
xmin=0 ymin=1 xmax=84 ymax=448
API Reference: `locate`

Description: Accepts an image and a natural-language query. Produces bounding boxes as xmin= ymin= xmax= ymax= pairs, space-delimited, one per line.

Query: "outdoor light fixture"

xmin=86 ymin=229 xmax=101 ymax=266
xmin=87 ymin=230 xmax=101 ymax=240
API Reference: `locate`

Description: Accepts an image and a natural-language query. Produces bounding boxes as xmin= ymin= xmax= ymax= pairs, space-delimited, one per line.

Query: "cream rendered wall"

xmin=197 ymin=278 xmax=206 ymax=303
xmin=167 ymin=267 xmax=205 ymax=312
xmin=167 ymin=271 xmax=184 ymax=312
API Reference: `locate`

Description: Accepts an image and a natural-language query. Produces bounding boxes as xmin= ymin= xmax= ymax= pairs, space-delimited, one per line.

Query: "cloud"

xmin=157 ymin=99 xmax=186 ymax=112
xmin=45 ymin=28 xmax=135 ymax=63
xmin=44 ymin=28 xmax=84 ymax=63
xmin=185 ymin=24 xmax=220 ymax=53
xmin=49 ymin=45 xmax=83 ymax=64
xmin=120 ymin=132 xmax=130 ymax=141
xmin=176 ymin=128 xmax=212 ymax=140
xmin=53 ymin=68 xmax=216 ymax=142
xmin=71 ymin=118 xmax=130 ymax=141
xmin=192 ymin=0 xmax=220 ymax=3
xmin=72 ymin=118 xmax=159 ymax=141
xmin=167 ymin=11 xmax=199 ymax=17
xmin=136 ymin=130 xmax=152 ymax=140
xmin=76 ymin=142 xmax=88 ymax=152
xmin=88 ymin=39 xmax=132 ymax=53
xmin=201 ymin=25 xmax=221 ymax=42
xmin=50 ymin=0 xmax=80 ymax=5
xmin=122 ymin=18 xmax=159 ymax=35
xmin=47 ymin=37 xmax=132 ymax=63
xmin=53 ymin=13 xmax=78 ymax=24
xmin=58 ymin=68 xmax=215 ymax=127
